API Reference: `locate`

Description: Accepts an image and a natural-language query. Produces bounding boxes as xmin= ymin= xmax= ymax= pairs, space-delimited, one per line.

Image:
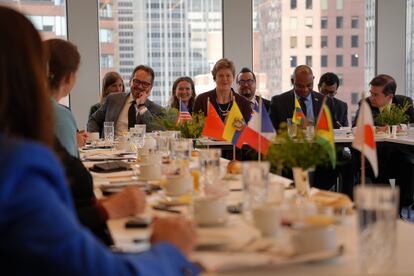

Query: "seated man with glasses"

xmin=318 ymin=72 xmax=349 ymax=128
xmin=352 ymin=74 xmax=414 ymax=211
xmin=88 ymin=65 xmax=164 ymax=135
xmin=236 ymin=67 xmax=270 ymax=111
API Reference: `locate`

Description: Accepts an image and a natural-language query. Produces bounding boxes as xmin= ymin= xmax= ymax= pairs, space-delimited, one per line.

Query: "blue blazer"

xmin=0 ymin=137 xmax=200 ymax=276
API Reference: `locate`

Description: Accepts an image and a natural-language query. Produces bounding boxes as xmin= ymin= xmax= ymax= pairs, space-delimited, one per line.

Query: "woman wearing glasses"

xmin=0 ymin=7 xmax=199 ymax=275
xmin=193 ymin=58 xmax=251 ymax=123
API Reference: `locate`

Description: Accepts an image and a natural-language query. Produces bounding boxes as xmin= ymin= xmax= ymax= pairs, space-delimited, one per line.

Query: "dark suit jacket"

xmin=193 ymin=89 xmax=252 ymax=123
xmin=353 ymin=95 xmax=414 ymax=127
xmin=269 ymin=90 xmax=334 ymax=130
xmin=328 ymin=97 xmax=349 ymax=127
xmin=87 ymin=92 xmax=164 ymax=134
xmin=255 ymin=95 xmax=271 ymax=112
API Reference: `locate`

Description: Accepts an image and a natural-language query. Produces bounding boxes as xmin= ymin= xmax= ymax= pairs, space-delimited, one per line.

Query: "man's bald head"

xmin=291 ymin=65 xmax=314 ymax=97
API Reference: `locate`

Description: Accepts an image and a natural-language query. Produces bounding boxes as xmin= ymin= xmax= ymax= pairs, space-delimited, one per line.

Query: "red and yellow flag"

xmin=315 ymin=102 xmax=336 ymax=168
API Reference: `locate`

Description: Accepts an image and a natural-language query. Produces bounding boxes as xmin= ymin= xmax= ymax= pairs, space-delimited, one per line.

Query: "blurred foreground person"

xmin=0 ymin=6 xmax=199 ymax=275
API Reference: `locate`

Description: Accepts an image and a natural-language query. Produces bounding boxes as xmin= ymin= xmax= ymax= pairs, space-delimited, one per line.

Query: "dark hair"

xmin=130 ymin=65 xmax=155 ymax=84
xmin=318 ymin=72 xmax=340 ymax=87
xmin=170 ymin=76 xmax=196 ymax=109
xmin=236 ymin=67 xmax=256 ymax=82
xmin=369 ymin=74 xmax=397 ymax=96
xmin=101 ymin=71 xmax=124 ymax=104
xmin=44 ymin=39 xmax=81 ymax=91
xmin=0 ymin=7 xmax=53 ymax=147
xmin=211 ymin=58 xmax=236 ymax=81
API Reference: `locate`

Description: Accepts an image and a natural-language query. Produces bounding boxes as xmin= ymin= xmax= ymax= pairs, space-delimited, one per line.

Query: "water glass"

xmin=129 ymin=125 xmax=146 ymax=151
xmin=242 ymin=161 xmax=270 ymax=210
xmin=170 ymin=139 xmax=192 ymax=160
xmin=103 ymin=121 xmax=114 ymax=144
xmin=306 ymin=125 xmax=315 ymax=140
xmin=198 ymin=148 xmax=222 ymax=191
xmin=287 ymin=118 xmax=297 ymax=138
xmin=354 ymin=185 xmax=399 ymax=274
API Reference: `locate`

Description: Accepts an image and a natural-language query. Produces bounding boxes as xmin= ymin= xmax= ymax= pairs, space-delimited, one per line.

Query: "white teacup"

xmin=253 ymin=205 xmax=281 ymax=237
xmin=289 ymin=225 xmax=336 ymax=254
xmin=141 ymin=153 xmax=162 ymax=165
xmin=140 ymin=163 xmax=162 ymax=181
xmin=164 ymin=174 xmax=193 ymax=196
xmin=193 ymin=196 xmax=228 ymax=226
xmin=87 ymin=132 xmax=100 ymax=143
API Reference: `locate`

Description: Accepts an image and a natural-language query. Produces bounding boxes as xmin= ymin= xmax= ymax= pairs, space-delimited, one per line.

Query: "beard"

xmin=240 ymin=89 xmax=253 ymax=100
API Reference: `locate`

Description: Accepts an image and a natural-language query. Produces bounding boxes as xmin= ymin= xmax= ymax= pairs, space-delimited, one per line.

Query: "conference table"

xmin=82 ymin=143 xmax=414 ymax=275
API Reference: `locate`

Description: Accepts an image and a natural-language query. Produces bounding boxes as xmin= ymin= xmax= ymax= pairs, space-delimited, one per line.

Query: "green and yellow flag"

xmin=315 ymin=101 xmax=336 ymax=168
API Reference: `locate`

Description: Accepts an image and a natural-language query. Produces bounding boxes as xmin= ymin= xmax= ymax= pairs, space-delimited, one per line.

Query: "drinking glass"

xmin=170 ymin=139 xmax=192 ymax=161
xmin=198 ymin=148 xmax=222 ymax=192
xmin=306 ymin=125 xmax=315 ymax=140
xmin=354 ymin=185 xmax=399 ymax=274
xmin=287 ymin=118 xmax=297 ymax=138
xmin=129 ymin=125 xmax=146 ymax=152
xmin=242 ymin=161 xmax=270 ymax=211
xmin=103 ymin=121 xmax=114 ymax=145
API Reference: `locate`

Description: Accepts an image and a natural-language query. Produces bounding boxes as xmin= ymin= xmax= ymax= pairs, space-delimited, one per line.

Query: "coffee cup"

xmin=164 ymin=174 xmax=193 ymax=196
xmin=253 ymin=205 xmax=281 ymax=237
xmin=140 ymin=163 xmax=161 ymax=181
xmin=289 ymin=225 xmax=336 ymax=254
xmin=193 ymin=196 xmax=228 ymax=226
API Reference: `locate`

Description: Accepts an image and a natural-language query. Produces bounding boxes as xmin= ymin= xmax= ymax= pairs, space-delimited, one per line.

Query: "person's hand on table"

xmin=77 ymin=130 xmax=88 ymax=147
xmin=150 ymin=216 xmax=196 ymax=256
xmin=100 ymin=187 xmax=146 ymax=219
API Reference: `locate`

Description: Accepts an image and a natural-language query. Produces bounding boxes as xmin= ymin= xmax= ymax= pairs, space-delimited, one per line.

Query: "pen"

xmin=152 ymin=205 xmax=181 ymax=214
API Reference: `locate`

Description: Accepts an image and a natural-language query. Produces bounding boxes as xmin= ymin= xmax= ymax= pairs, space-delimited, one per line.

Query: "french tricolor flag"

xmin=236 ymin=102 xmax=275 ymax=155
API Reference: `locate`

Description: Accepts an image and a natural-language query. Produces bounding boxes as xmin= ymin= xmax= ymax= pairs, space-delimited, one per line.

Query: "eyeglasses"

xmin=369 ymin=91 xmax=384 ymax=98
xmin=238 ymin=79 xmax=255 ymax=86
xmin=132 ymin=79 xmax=152 ymax=88
xmin=321 ymin=90 xmax=337 ymax=97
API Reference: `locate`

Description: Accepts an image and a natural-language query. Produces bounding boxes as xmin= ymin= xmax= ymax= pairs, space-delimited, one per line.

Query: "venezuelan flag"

xmin=292 ymin=96 xmax=307 ymax=127
xmin=315 ymin=102 xmax=336 ymax=168
xmin=222 ymin=100 xmax=246 ymax=146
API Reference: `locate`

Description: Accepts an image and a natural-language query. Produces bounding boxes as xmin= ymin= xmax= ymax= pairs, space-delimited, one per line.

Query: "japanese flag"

xmin=352 ymin=100 xmax=378 ymax=177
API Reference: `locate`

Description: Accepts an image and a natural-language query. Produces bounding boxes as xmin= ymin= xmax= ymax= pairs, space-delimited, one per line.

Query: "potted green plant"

xmin=266 ymin=123 xmax=331 ymax=196
xmin=374 ymin=101 xmax=411 ymax=136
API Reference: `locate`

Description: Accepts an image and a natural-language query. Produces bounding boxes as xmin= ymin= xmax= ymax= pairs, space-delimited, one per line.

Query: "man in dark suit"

xmin=236 ymin=67 xmax=270 ymax=112
xmin=318 ymin=72 xmax=349 ymax=128
xmin=88 ymin=65 xmax=164 ymax=136
xmin=353 ymin=74 xmax=414 ymax=210
xmin=269 ymin=65 xmax=329 ymax=130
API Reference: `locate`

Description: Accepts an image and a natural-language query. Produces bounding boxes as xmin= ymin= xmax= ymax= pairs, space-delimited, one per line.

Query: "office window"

xmin=290 ymin=0 xmax=297 ymax=9
xmin=306 ymin=0 xmax=312 ymax=9
xmin=351 ymin=16 xmax=359 ymax=28
xmin=305 ymin=17 xmax=313 ymax=29
xmin=336 ymin=16 xmax=343 ymax=28
xmin=101 ymin=54 xmax=114 ymax=68
xmin=351 ymin=54 xmax=359 ymax=67
xmin=351 ymin=35 xmax=359 ymax=48
xmin=253 ymin=0 xmax=372 ymax=111
xmin=99 ymin=29 xmax=112 ymax=43
xmin=99 ymin=3 xmax=112 ymax=18
xmin=290 ymin=17 xmax=297 ymax=29
xmin=336 ymin=36 xmax=343 ymax=48
xmin=306 ymin=56 xmax=313 ymax=67
xmin=336 ymin=0 xmax=344 ymax=10
xmin=351 ymin=92 xmax=359 ymax=105
xmin=99 ymin=0 xmax=223 ymax=106
xmin=336 ymin=55 xmax=343 ymax=67
xmin=290 ymin=36 xmax=297 ymax=48
xmin=321 ymin=55 xmax=328 ymax=67
xmin=305 ymin=36 xmax=313 ymax=48
xmin=338 ymin=74 xmax=344 ymax=85
xmin=321 ymin=17 xmax=328 ymax=29
xmin=290 ymin=56 xmax=297 ymax=67
xmin=321 ymin=36 xmax=328 ymax=48
xmin=321 ymin=0 xmax=328 ymax=10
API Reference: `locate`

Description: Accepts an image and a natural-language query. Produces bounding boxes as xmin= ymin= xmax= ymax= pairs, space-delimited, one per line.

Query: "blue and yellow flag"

xmin=292 ymin=96 xmax=307 ymax=127
xmin=222 ymin=100 xmax=246 ymax=146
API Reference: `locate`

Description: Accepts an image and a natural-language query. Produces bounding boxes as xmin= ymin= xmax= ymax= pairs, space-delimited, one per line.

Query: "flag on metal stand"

xmin=201 ymin=98 xmax=225 ymax=141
